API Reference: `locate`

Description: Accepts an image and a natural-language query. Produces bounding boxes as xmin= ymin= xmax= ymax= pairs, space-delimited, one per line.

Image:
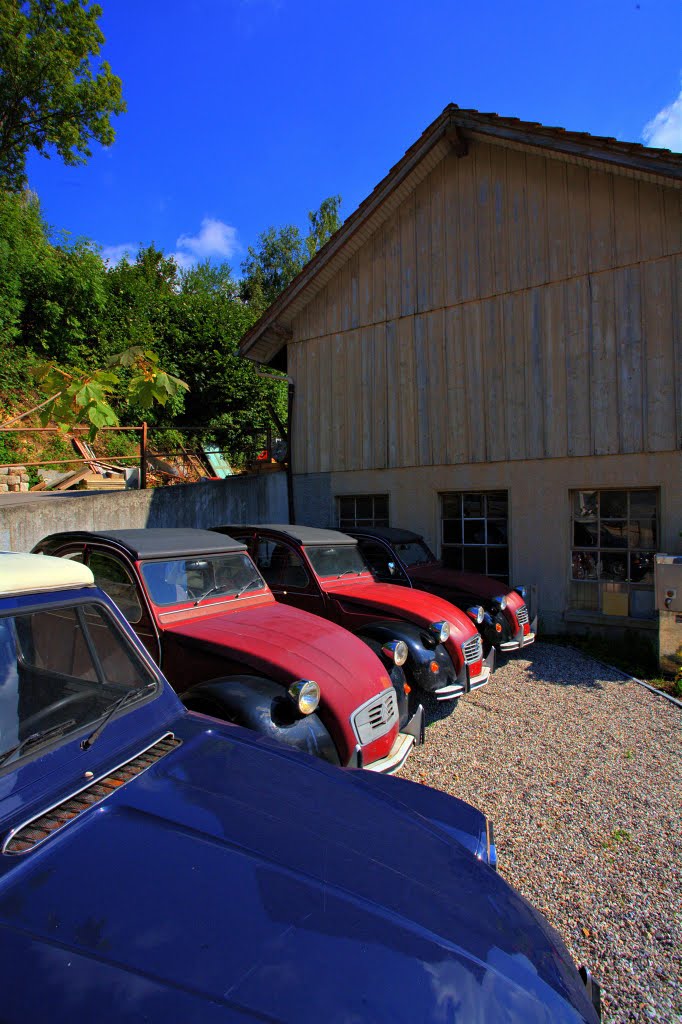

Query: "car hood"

xmin=0 ymin=719 xmax=596 ymax=1024
xmin=408 ymin=563 xmax=511 ymax=601
xmin=327 ymin=579 xmax=478 ymax=643
xmin=163 ymin=602 xmax=393 ymax=705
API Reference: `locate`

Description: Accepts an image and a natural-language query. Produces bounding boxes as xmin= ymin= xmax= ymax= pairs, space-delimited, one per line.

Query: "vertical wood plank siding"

xmin=290 ymin=141 xmax=682 ymax=474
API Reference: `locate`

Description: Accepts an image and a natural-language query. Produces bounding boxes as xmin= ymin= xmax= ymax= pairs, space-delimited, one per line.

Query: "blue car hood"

xmin=0 ymin=719 xmax=597 ymax=1024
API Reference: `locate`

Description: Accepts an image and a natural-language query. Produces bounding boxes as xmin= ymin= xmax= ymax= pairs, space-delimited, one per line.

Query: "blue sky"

xmin=27 ymin=0 xmax=682 ymax=273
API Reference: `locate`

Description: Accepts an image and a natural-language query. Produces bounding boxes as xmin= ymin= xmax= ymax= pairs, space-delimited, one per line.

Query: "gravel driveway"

xmin=400 ymin=642 xmax=682 ymax=1024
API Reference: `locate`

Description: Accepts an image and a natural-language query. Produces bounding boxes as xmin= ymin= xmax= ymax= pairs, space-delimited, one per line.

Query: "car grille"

xmin=351 ymin=689 xmax=398 ymax=746
xmin=2 ymin=734 xmax=181 ymax=856
xmin=462 ymin=634 xmax=483 ymax=664
xmin=516 ymin=604 xmax=529 ymax=625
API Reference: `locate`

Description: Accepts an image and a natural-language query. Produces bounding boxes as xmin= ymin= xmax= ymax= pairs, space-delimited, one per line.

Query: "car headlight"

xmin=514 ymin=585 xmax=528 ymax=601
xmin=466 ymin=605 xmax=485 ymax=625
xmin=382 ymin=639 xmax=409 ymax=666
xmin=288 ymin=679 xmax=320 ymax=715
xmin=493 ymin=594 xmax=507 ymax=611
xmin=430 ymin=620 xmax=450 ymax=643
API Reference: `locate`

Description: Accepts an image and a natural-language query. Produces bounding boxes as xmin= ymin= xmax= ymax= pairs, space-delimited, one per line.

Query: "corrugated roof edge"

xmin=239 ymin=102 xmax=682 ymax=365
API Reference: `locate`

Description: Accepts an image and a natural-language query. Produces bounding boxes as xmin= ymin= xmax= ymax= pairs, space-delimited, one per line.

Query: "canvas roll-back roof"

xmin=41 ymin=529 xmax=247 ymax=561
xmin=216 ymin=524 xmax=358 ymax=547
xmin=240 ymin=103 xmax=682 ymax=367
xmin=348 ymin=526 xmax=423 ymax=545
xmin=0 ymin=552 xmax=94 ymax=596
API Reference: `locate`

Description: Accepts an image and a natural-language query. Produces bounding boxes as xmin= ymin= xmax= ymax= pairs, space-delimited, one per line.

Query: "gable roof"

xmin=240 ymin=103 xmax=682 ymax=367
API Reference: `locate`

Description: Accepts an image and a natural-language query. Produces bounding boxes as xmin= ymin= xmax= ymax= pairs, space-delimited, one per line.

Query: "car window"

xmin=141 ymin=553 xmax=266 ymax=607
xmin=256 ymin=541 xmax=309 ymax=590
xmin=305 ymin=545 xmax=369 ymax=578
xmin=89 ymin=551 xmax=143 ymax=624
xmin=0 ymin=603 xmax=156 ymax=765
xmin=393 ymin=541 xmax=433 ymax=567
xmin=357 ymin=540 xmax=406 ymax=582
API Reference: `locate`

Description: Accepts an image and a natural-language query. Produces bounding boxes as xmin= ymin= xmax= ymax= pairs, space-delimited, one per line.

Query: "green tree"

xmin=0 ymin=0 xmax=126 ymax=191
xmin=240 ymin=195 xmax=342 ymax=314
xmin=305 ymin=193 xmax=342 ymax=258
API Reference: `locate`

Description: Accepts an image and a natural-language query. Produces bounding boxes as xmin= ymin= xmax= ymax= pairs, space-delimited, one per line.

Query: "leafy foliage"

xmin=239 ymin=195 xmax=342 ymax=314
xmin=32 ymin=347 xmax=188 ymax=439
xmin=0 ymin=0 xmax=126 ymax=190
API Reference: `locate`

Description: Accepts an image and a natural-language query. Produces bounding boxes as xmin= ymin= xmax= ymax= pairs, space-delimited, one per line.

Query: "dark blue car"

xmin=0 ymin=553 xmax=601 ymax=1022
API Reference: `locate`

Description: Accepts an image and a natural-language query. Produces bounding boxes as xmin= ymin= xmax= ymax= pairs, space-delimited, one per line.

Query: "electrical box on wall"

xmin=655 ymin=555 xmax=682 ymax=675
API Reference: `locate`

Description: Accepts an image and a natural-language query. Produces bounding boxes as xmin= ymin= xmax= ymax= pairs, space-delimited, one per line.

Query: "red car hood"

xmin=164 ymin=602 xmax=393 ymax=709
xmin=326 ymin=579 xmax=478 ymax=645
xmin=408 ymin=563 xmax=511 ymax=601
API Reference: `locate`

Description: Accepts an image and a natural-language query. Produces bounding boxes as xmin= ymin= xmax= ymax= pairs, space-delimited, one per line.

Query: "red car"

xmin=214 ymin=525 xmax=494 ymax=702
xmin=32 ymin=529 xmax=424 ymax=774
xmin=349 ymin=526 xmax=536 ymax=656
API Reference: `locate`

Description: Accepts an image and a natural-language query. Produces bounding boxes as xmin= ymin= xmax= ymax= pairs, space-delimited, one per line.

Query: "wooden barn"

xmin=240 ymin=105 xmax=682 ymax=637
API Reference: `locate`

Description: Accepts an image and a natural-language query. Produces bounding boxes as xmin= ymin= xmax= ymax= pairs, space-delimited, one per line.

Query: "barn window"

xmin=440 ymin=491 xmax=509 ymax=584
xmin=337 ymin=494 xmax=390 ymax=529
xmin=569 ymin=489 xmax=657 ymax=618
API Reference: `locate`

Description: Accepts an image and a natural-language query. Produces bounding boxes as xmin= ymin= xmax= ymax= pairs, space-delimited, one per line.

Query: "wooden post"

xmin=140 ymin=422 xmax=148 ymax=490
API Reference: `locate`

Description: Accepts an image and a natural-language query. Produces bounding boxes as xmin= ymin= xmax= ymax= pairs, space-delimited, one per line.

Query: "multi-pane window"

xmin=337 ymin=494 xmax=389 ymax=530
xmin=569 ymin=489 xmax=658 ymax=618
xmin=441 ymin=491 xmax=509 ymax=583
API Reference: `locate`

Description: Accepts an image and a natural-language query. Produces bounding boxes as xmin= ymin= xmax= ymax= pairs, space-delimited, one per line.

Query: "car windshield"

xmin=305 ymin=545 xmax=370 ymax=578
xmin=394 ymin=540 xmax=434 ymax=567
xmin=0 ymin=602 xmax=157 ymax=768
xmin=141 ymin=553 xmax=266 ymax=607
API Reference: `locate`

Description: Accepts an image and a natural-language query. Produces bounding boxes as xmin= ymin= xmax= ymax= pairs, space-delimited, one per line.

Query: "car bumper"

xmin=348 ymin=704 xmax=425 ymax=774
xmin=499 ymin=630 xmax=536 ymax=653
xmin=467 ymin=646 xmax=495 ymax=692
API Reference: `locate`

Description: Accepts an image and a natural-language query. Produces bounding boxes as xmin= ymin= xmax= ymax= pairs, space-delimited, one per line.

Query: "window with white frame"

xmin=337 ymin=494 xmax=389 ymax=530
xmin=440 ymin=491 xmax=509 ymax=583
xmin=569 ymin=489 xmax=658 ymax=618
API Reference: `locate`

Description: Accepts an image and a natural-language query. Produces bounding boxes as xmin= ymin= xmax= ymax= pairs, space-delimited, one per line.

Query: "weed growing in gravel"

xmin=603 ymin=827 xmax=631 ymax=850
xmin=623 ymin=749 xmax=635 ymax=759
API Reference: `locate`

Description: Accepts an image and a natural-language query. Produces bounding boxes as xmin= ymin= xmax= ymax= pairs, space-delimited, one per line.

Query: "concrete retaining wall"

xmin=0 ymin=472 xmax=288 ymax=553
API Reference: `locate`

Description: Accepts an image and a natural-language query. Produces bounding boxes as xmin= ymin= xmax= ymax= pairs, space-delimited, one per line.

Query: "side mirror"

xmin=387 ymin=561 xmax=397 ymax=576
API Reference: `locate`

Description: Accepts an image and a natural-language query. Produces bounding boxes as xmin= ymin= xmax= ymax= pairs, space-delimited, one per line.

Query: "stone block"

xmin=18 ymin=482 xmax=29 ymax=492
xmin=6 ymin=475 xmax=19 ymax=486
xmin=0 ymin=483 xmax=7 ymax=491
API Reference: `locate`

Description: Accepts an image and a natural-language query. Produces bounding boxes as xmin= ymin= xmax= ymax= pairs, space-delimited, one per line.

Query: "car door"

xmin=253 ymin=537 xmax=328 ymax=620
xmin=356 ymin=538 xmax=410 ymax=586
xmin=85 ymin=548 xmax=162 ymax=665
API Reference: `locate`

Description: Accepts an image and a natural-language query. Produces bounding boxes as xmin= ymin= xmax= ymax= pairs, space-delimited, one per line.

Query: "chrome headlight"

xmin=466 ymin=605 xmax=485 ymax=625
xmin=514 ymin=585 xmax=528 ymax=601
xmin=382 ymin=639 xmax=409 ymax=666
xmin=493 ymin=594 xmax=507 ymax=611
xmin=430 ymin=620 xmax=450 ymax=643
xmin=288 ymin=679 xmax=320 ymax=715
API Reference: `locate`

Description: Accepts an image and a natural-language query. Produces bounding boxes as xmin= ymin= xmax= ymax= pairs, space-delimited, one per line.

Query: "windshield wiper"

xmin=235 ymin=577 xmax=261 ymax=597
xmin=336 ymin=569 xmax=363 ymax=578
xmin=0 ymin=720 xmax=77 ymax=768
xmin=80 ymin=683 xmax=155 ymax=751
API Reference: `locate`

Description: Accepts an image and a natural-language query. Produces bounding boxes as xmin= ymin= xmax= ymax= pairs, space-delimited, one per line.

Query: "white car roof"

xmin=0 ymin=552 xmax=94 ymax=596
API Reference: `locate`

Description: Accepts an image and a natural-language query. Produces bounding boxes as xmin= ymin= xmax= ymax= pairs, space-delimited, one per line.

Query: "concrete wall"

xmin=0 ymin=471 xmax=288 ymax=554
xmin=293 ymin=450 xmax=682 ymax=634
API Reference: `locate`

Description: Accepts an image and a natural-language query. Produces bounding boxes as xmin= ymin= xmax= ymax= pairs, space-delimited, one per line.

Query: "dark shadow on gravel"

xmin=507 ymin=641 xmax=630 ymax=691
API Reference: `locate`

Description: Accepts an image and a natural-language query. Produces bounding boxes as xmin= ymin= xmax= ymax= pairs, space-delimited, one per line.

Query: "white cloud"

xmin=175 ymin=218 xmax=239 ymax=262
xmin=100 ymin=243 xmax=136 ymax=266
xmin=642 ymin=84 xmax=682 ymax=152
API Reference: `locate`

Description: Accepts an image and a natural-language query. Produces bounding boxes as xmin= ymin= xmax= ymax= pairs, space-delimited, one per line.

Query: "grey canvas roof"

xmin=347 ymin=526 xmax=423 ymax=545
xmin=44 ymin=528 xmax=247 ymax=560
xmin=214 ymin=524 xmax=358 ymax=547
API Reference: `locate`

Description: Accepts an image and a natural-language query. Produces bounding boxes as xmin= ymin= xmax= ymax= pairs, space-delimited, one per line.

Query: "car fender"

xmin=355 ymin=620 xmax=456 ymax=691
xmin=350 ymin=769 xmax=495 ymax=867
xmin=182 ymin=675 xmax=340 ymax=765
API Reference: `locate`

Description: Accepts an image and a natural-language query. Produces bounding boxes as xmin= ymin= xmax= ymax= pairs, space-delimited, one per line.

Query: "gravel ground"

xmin=400 ymin=641 xmax=682 ymax=1024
